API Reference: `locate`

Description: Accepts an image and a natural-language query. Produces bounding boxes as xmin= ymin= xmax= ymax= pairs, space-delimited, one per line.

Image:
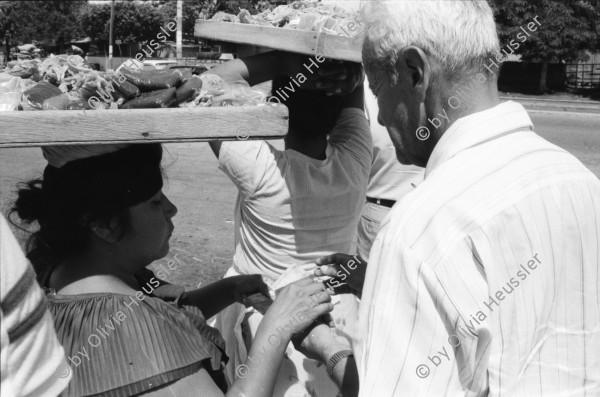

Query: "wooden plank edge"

xmin=0 ymin=104 xmax=289 ymax=147
xmin=0 ymin=135 xmax=287 ymax=148
xmin=195 ymin=20 xmax=363 ymax=63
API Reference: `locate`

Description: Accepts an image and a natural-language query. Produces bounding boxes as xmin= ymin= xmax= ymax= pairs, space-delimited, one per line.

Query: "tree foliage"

xmin=490 ymin=0 xmax=599 ymax=63
xmin=2 ymin=0 xmax=598 ymax=73
xmin=79 ymin=1 xmax=164 ymax=44
xmin=158 ymin=0 xmax=208 ymax=42
xmin=0 ymin=0 xmax=85 ymax=56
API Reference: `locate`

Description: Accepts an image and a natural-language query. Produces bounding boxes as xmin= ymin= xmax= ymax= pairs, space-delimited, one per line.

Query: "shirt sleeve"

xmin=217 ymin=140 xmax=275 ymax=199
xmin=356 ymin=233 xmax=490 ymax=397
xmin=328 ymin=108 xmax=373 ymax=173
xmin=0 ymin=215 xmax=71 ymax=397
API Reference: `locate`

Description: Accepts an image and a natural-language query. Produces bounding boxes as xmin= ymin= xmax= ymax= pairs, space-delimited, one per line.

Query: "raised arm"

xmin=207 ymin=51 xmax=285 ymax=87
xmin=206 ymin=51 xmax=290 ymax=158
xmin=206 ymin=52 xmax=364 ymax=157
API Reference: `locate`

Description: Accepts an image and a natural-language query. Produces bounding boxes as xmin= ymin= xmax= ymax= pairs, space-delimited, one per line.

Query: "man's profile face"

xmin=364 ymin=54 xmax=429 ymax=167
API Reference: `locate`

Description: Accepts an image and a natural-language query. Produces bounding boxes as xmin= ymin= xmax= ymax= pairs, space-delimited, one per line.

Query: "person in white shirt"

xmin=314 ymin=1 xmax=600 ymax=396
xmin=356 ymin=77 xmax=424 ymax=261
xmin=323 ymin=0 xmax=425 ymax=265
xmin=207 ymin=52 xmax=368 ymax=397
xmin=1 ymin=215 xmax=72 ymax=397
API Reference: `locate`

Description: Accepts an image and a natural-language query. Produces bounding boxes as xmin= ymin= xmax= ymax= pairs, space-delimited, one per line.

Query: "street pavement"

xmin=529 ymin=110 xmax=600 ymax=177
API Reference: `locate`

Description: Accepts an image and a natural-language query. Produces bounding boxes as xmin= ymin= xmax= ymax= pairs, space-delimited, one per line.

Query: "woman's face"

xmin=120 ymin=190 xmax=178 ymax=265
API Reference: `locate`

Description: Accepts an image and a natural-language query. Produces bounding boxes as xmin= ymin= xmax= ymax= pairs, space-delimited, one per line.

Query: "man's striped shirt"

xmin=355 ymin=101 xmax=600 ymax=396
xmin=1 ymin=215 xmax=71 ymax=396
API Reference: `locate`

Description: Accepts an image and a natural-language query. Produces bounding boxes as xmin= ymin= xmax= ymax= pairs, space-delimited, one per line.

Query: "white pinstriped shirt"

xmin=355 ymin=101 xmax=600 ymax=396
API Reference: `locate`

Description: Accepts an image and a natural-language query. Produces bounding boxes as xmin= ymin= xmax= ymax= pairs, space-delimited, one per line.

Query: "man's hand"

xmin=315 ymin=254 xmax=367 ymax=297
xmin=313 ymin=61 xmax=364 ymax=96
xmin=294 ymin=323 xmax=351 ymax=361
xmin=294 ymin=322 xmax=360 ymax=397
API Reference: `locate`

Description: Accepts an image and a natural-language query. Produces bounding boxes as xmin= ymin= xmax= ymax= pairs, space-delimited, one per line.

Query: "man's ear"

xmin=395 ymin=46 xmax=431 ymax=102
xmin=89 ymin=217 xmax=123 ymax=244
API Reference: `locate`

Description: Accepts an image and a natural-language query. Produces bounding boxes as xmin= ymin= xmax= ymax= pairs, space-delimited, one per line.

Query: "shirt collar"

xmin=424 ymin=101 xmax=534 ymax=178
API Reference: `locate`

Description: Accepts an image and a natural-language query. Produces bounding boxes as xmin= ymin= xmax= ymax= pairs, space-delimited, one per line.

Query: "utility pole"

xmin=176 ymin=0 xmax=183 ymax=62
xmin=108 ymin=0 xmax=115 ymax=70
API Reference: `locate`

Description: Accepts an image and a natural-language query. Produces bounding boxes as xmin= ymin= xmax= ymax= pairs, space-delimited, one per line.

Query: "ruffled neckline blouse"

xmin=46 ymin=276 xmax=228 ymax=397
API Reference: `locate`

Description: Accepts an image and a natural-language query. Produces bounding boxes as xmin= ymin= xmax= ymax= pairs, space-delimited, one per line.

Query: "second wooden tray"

xmin=195 ymin=20 xmax=364 ymax=63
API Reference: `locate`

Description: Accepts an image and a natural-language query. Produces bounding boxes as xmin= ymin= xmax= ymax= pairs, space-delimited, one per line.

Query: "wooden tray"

xmin=195 ymin=20 xmax=363 ymax=63
xmin=0 ymin=104 xmax=288 ymax=148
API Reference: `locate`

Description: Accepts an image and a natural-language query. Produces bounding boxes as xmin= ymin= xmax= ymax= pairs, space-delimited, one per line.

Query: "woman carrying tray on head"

xmin=207 ymin=51 xmax=367 ymax=397
xmin=9 ymin=143 xmax=336 ymax=397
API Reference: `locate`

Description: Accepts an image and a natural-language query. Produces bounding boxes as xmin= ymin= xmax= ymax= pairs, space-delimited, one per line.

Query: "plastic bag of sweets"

xmin=21 ymin=81 xmax=63 ymax=110
xmin=0 ymin=92 xmax=22 ymax=111
xmin=5 ymin=59 xmax=41 ymax=80
xmin=0 ymin=73 xmax=20 ymax=92
xmin=42 ymin=93 xmax=71 ymax=110
xmin=17 ymin=44 xmax=36 ymax=52
xmin=42 ymin=93 xmax=93 ymax=111
xmin=175 ymin=75 xmax=203 ymax=104
xmin=0 ymin=73 xmax=35 ymax=110
xmin=121 ymin=87 xmax=177 ymax=109
xmin=201 ymin=82 xmax=266 ymax=107
xmin=177 ymin=68 xmax=194 ymax=84
xmin=119 ymin=67 xmax=183 ymax=92
xmin=110 ymin=77 xmax=140 ymax=100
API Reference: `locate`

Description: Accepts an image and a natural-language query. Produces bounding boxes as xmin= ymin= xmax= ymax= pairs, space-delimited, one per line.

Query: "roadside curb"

xmin=501 ymin=96 xmax=600 ymax=114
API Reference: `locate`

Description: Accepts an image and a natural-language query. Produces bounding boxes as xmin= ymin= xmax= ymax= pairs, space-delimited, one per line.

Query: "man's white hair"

xmin=361 ymin=0 xmax=501 ymax=80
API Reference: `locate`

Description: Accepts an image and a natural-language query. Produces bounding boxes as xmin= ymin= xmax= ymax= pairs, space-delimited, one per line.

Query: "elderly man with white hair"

xmin=315 ymin=0 xmax=600 ymax=396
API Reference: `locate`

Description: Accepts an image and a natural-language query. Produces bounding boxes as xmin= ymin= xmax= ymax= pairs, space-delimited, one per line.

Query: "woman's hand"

xmin=227 ymin=279 xmax=336 ymax=397
xmin=261 ymin=278 xmax=334 ymax=340
xmin=179 ymin=275 xmax=269 ymax=319
xmin=315 ymin=254 xmax=367 ymax=297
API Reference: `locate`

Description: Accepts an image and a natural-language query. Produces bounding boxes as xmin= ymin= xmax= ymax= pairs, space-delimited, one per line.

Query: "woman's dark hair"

xmin=9 ymin=144 xmax=164 ymax=284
